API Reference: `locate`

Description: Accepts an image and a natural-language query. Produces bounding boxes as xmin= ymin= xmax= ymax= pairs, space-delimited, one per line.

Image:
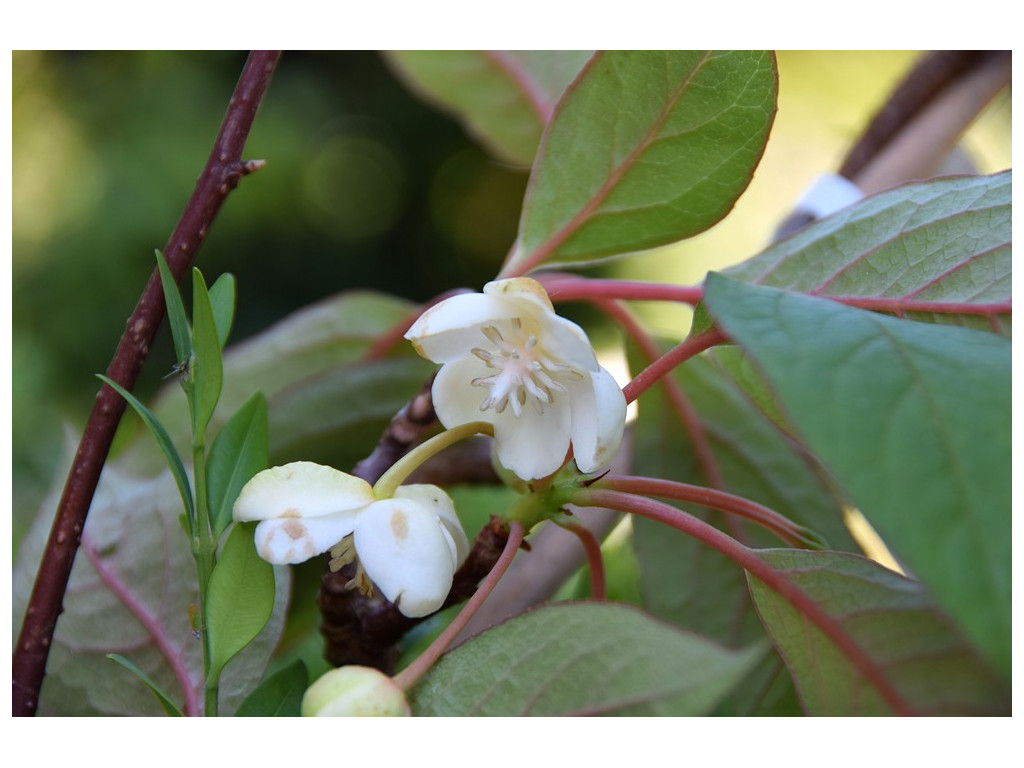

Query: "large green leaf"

xmin=11 ymin=449 xmax=290 ymax=716
xmin=704 ymin=274 xmax=1011 ymax=676
xmin=724 ymin=172 xmax=1012 ymax=335
xmin=505 ymin=50 xmax=777 ymax=272
xmin=408 ymin=602 xmax=765 ymax=716
xmin=234 ymin=660 xmax=308 ymax=717
xmin=385 ymin=51 xmax=592 ymax=166
xmin=748 ymin=549 xmax=1009 ymax=715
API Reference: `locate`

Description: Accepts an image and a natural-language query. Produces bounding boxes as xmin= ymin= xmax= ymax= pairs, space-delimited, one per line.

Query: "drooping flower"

xmin=405 ymin=277 xmax=626 ymax=481
xmin=232 ymin=461 xmax=469 ymax=618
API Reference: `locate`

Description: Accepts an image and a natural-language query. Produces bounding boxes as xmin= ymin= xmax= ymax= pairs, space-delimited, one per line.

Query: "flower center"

xmin=470 ymin=319 xmax=583 ymax=417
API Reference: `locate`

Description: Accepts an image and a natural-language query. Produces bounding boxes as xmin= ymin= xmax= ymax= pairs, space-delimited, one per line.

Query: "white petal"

xmin=568 ymin=367 xmax=626 ymax=473
xmin=492 ymin=396 xmax=572 ymax=480
xmin=354 ymin=498 xmax=457 ymax=618
xmin=540 ymin=313 xmax=601 ymax=371
xmin=233 ymin=461 xmax=375 ymax=522
xmin=253 ymin=510 xmax=358 ymax=565
xmin=483 ymin=277 xmax=555 ymax=314
xmin=404 ymin=292 xmax=524 ymax=364
xmin=394 ymin=484 xmax=470 ymax=567
xmin=431 ymin=355 xmax=498 ymax=429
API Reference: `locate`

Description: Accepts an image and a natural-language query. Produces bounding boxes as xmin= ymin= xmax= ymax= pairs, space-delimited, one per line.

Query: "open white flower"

xmin=405 ymin=277 xmax=626 ymax=481
xmin=233 ymin=461 xmax=469 ymax=618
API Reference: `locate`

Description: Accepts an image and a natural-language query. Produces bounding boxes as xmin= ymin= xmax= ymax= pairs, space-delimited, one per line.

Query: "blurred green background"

xmin=11 ymin=51 xmax=1011 ymax=548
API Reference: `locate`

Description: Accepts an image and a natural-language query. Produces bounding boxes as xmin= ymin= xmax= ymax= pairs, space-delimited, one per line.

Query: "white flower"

xmin=232 ymin=461 xmax=469 ymax=618
xmin=405 ymin=277 xmax=626 ymax=481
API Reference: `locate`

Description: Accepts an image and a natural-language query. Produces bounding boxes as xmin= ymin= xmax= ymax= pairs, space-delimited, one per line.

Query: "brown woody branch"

xmin=12 ymin=51 xmax=282 ymax=717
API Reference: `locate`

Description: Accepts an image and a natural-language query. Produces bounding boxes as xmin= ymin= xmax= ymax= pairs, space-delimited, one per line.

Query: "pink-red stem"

xmin=598 ymin=475 xmax=814 ymax=548
xmin=561 ymin=522 xmax=606 ymax=600
xmin=393 ymin=521 xmax=525 ymax=692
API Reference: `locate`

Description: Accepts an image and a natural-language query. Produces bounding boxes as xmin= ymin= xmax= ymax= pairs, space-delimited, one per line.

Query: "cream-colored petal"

xmin=354 ymin=498 xmax=457 ymax=618
xmin=394 ymin=484 xmax=470 ymax=567
xmin=483 ymin=276 xmax=555 ymax=314
xmin=491 ymin=396 xmax=572 ymax=480
xmin=404 ymin=293 xmax=524 ymax=364
xmin=233 ymin=461 xmax=376 ymax=522
xmin=568 ymin=367 xmax=626 ymax=474
xmin=431 ymin=355 xmax=498 ymax=430
xmin=253 ymin=510 xmax=358 ymax=565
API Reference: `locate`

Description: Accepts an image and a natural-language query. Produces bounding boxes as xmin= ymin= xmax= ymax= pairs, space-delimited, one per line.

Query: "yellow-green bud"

xmin=301 ymin=666 xmax=411 ymax=717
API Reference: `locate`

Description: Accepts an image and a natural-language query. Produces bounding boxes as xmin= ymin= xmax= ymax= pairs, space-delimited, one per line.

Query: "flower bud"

xmin=301 ymin=666 xmax=411 ymax=717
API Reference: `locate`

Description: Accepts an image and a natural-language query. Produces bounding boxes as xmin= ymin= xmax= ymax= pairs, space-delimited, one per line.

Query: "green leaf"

xmin=408 ymin=602 xmax=765 ymax=716
xmin=97 ymin=374 xmax=194 ymax=524
xmin=11 ymin=447 xmax=291 ymax=716
xmin=505 ymin=50 xmax=777 ymax=272
xmin=724 ymin=172 xmax=1012 ymax=335
xmin=207 ymin=391 xmax=269 ymax=538
xmin=704 ymin=273 xmax=1011 ymax=676
xmin=385 ymin=50 xmax=592 ymax=166
xmin=107 ymin=653 xmax=185 ymax=716
xmin=234 ymin=660 xmax=308 ymax=717
xmin=269 ymin=356 xmax=434 ymax=469
xmin=190 ymin=268 xmax=224 ymax=438
xmin=145 ymin=291 xmax=420 ymax=461
xmin=206 ymin=522 xmax=276 ymax=679
xmin=748 ymin=549 xmax=1009 ymax=715
xmin=208 ymin=272 xmax=237 ymax=349
xmin=155 ymin=249 xmax=192 ymax=365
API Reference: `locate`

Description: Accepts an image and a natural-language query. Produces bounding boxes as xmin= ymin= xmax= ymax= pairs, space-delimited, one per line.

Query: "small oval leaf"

xmin=207 ymin=391 xmax=268 ymax=538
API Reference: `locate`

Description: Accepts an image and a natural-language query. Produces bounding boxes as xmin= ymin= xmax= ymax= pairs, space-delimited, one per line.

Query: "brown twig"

xmin=12 ymin=51 xmax=282 ymax=717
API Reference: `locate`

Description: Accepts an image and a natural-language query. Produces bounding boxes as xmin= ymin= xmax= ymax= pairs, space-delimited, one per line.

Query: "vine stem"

xmin=560 ymin=522 xmax=606 ymax=600
xmin=393 ymin=521 xmax=525 ymax=692
xmin=596 ymin=475 xmax=819 ymax=548
xmin=574 ymin=488 xmax=914 ymax=716
xmin=622 ymin=328 xmax=727 ymax=404
xmin=13 ymin=51 xmax=282 ymax=717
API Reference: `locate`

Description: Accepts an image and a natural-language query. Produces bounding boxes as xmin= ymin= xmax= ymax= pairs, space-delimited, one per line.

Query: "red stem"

xmin=561 ymin=522 xmax=606 ymax=600
xmin=393 ymin=521 xmax=525 ymax=691
xmin=622 ymin=328 xmax=727 ymax=404
xmin=593 ymin=298 xmax=726 ymax=491
xmin=575 ymin=488 xmax=914 ymax=716
xmin=12 ymin=51 xmax=282 ymax=717
xmin=542 ymin=275 xmax=1011 ymax=320
xmin=598 ymin=475 xmax=815 ymax=548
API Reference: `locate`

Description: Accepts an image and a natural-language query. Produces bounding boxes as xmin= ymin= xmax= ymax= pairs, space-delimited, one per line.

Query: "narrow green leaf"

xmin=155 ymin=249 xmax=192 ymax=365
xmin=385 ymin=50 xmax=592 ymax=166
xmin=506 ymin=50 xmax=777 ymax=272
xmin=704 ymin=273 xmax=1011 ymax=676
xmin=724 ymin=172 xmax=1012 ymax=335
xmin=748 ymin=549 xmax=1009 ymax=715
xmin=206 ymin=522 xmax=276 ymax=679
xmin=208 ymin=272 xmax=237 ymax=349
xmin=190 ymin=268 xmax=224 ymax=438
xmin=207 ymin=391 xmax=269 ymax=538
xmin=107 ymin=653 xmax=185 ymax=716
xmin=408 ymin=602 xmax=765 ymax=716
xmin=234 ymin=660 xmax=308 ymax=717
xmin=97 ymin=374 xmax=194 ymax=524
